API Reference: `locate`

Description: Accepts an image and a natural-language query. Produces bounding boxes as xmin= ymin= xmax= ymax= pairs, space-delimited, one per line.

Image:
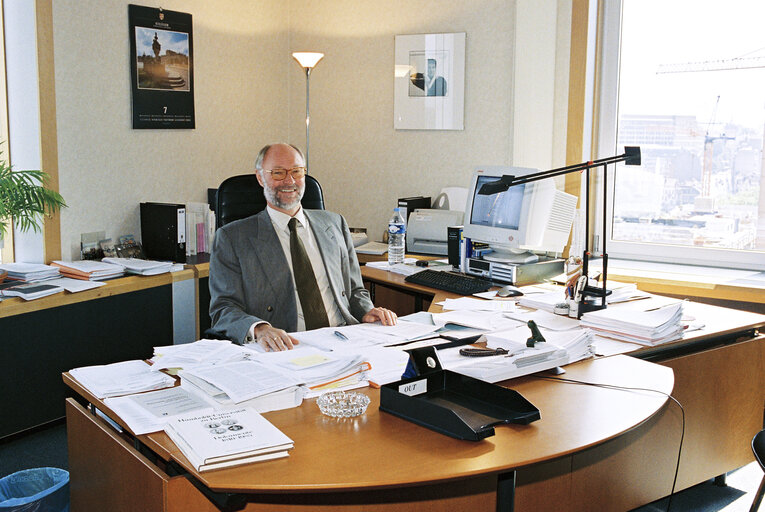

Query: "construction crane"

xmin=656 ymin=55 xmax=765 ymax=74
xmin=657 ymin=46 xmax=765 ymax=74
xmin=701 ymin=96 xmax=735 ymax=197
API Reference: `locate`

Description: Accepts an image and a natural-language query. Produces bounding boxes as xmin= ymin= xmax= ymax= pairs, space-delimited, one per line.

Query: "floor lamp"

xmin=292 ymin=52 xmax=324 ymax=171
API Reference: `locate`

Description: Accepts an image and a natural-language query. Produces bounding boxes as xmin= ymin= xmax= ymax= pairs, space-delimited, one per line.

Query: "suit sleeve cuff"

xmin=245 ymin=321 xmax=270 ymax=344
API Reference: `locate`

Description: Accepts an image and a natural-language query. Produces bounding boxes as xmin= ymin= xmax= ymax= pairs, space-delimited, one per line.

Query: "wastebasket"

xmin=0 ymin=468 xmax=69 ymax=512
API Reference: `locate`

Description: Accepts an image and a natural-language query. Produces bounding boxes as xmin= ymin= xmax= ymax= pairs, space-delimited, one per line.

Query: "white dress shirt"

xmin=245 ymin=206 xmax=344 ymax=341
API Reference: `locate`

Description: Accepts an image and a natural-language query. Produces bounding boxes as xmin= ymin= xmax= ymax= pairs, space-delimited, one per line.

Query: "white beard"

xmin=263 ymin=181 xmax=305 ymax=210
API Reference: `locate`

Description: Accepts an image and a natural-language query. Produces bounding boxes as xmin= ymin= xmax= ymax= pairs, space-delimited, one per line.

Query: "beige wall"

xmin=47 ymin=0 xmax=570 ymax=258
xmin=287 ymin=0 xmax=517 ymax=240
xmin=52 ymin=0 xmax=288 ymax=259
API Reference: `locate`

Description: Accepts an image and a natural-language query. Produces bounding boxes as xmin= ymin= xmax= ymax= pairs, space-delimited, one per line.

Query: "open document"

xmin=180 ymin=360 xmax=302 ymax=405
xmin=104 ymin=386 xmax=211 ymax=435
xmin=291 ymin=321 xmax=440 ymax=351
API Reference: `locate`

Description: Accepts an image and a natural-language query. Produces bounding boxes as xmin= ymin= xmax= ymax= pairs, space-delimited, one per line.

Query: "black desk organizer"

xmin=379 ymin=347 xmax=540 ymax=441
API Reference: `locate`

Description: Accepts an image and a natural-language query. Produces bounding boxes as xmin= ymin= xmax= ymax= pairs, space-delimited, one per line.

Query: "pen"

xmin=334 ymin=330 xmax=349 ymax=341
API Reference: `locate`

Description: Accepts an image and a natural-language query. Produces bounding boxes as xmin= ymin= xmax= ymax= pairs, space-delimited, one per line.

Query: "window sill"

xmin=595 ymin=259 xmax=765 ymax=306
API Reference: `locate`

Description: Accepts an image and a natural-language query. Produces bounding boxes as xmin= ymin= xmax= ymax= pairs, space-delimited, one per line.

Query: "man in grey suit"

xmin=209 ymin=143 xmax=397 ymax=351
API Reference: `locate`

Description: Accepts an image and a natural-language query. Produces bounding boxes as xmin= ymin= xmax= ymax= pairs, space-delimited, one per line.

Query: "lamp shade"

xmin=292 ymin=52 xmax=324 ymax=69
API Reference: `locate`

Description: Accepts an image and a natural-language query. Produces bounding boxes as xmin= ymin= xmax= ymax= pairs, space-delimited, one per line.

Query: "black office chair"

xmin=215 ymin=174 xmax=325 ymax=229
xmin=750 ymin=429 xmax=765 ymax=512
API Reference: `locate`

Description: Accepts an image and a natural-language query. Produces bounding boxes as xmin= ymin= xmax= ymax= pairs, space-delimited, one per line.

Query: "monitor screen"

xmin=470 ymin=176 xmax=526 ymax=230
xmin=462 ymin=166 xmax=538 ymax=250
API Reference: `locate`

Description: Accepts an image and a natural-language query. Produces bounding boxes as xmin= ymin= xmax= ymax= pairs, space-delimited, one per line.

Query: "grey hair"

xmin=254 ymin=144 xmax=306 ymax=172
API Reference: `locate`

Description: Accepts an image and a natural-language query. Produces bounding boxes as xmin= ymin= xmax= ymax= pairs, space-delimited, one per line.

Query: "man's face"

xmin=427 ymin=60 xmax=436 ymax=77
xmin=257 ymin=144 xmax=306 ymax=214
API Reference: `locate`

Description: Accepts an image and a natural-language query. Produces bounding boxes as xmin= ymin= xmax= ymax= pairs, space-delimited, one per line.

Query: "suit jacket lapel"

xmin=306 ymin=211 xmax=341 ymax=293
xmin=251 ymin=211 xmax=293 ymax=299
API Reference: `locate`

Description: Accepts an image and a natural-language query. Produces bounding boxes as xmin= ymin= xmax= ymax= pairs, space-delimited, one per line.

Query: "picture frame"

xmin=394 ymin=33 xmax=466 ymax=130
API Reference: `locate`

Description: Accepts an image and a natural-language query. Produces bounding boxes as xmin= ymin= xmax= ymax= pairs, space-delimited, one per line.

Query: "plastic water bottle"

xmin=387 ymin=208 xmax=406 ymax=265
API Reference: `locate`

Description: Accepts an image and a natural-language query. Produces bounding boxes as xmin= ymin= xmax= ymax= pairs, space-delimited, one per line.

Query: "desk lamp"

xmin=292 ymin=52 xmax=324 ymax=171
xmin=478 ymin=146 xmax=642 ymax=318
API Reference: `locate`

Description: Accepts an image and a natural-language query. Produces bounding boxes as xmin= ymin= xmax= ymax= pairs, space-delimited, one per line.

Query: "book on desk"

xmin=164 ymin=407 xmax=293 ymax=472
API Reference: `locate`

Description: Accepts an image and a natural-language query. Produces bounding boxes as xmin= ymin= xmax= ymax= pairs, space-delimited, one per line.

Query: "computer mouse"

xmin=496 ymin=285 xmax=523 ymax=298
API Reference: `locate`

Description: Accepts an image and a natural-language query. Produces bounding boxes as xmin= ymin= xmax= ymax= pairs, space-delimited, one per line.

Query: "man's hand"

xmin=362 ymin=307 xmax=398 ymax=326
xmin=253 ymin=324 xmax=300 ymax=352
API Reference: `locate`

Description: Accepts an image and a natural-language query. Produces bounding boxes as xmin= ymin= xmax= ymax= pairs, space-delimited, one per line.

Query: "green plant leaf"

xmin=0 ymin=145 xmax=67 ymax=239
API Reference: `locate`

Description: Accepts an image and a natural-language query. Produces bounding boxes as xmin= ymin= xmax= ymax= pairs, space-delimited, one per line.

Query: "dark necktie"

xmin=288 ymin=217 xmax=329 ymax=330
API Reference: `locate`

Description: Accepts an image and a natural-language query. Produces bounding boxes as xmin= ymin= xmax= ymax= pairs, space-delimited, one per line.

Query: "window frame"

xmin=594 ymin=0 xmax=765 ymax=271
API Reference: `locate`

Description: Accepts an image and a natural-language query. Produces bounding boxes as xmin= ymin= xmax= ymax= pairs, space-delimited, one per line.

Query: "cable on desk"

xmin=535 ymin=375 xmax=685 ymax=512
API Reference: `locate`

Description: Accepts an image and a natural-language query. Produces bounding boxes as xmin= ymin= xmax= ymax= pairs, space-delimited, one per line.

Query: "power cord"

xmin=534 ymin=375 xmax=685 ymax=512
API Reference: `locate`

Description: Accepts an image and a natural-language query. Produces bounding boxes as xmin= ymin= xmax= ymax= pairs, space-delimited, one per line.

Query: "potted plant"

xmin=0 ymin=144 xmax=67 ymax=280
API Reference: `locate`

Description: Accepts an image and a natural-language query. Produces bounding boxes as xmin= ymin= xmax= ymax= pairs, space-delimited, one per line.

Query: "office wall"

xmin=286 ymin=0 xmax=572 ymax=240
xmin=51 ymin=0 xmax=288 ymax=259
xmin=44 ymin=0 xmax=571 ymax=258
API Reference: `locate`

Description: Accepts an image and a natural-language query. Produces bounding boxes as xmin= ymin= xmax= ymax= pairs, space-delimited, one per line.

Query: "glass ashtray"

xmin=316 ymin=391 xmax=370 ymax=418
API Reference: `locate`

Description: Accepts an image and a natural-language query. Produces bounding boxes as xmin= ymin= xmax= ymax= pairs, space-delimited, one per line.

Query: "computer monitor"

xmin=463 ymin=166 xmax=578 ymax=264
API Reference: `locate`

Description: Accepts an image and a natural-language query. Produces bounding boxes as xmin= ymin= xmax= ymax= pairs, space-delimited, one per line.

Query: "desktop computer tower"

xmin=140 ymin=202 xmax=187 ymax=263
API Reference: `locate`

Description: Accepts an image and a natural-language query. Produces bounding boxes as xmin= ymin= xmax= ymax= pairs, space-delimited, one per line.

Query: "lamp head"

xmin=624 ymin=146 xmax=641 ymax=166
xmin=292 ymin=52 xmax=324 ymax=69
xmin=477 ymin=175 xmax=516 ymax=195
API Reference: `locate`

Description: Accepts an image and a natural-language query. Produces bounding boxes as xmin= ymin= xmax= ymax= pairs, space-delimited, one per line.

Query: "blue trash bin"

xmin=0 ymin=468 xmax=69 ymax=512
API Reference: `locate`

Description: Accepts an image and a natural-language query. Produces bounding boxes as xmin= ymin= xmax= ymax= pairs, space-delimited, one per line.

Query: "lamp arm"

xmin=499 ymin=147 xmax=640 ymax=187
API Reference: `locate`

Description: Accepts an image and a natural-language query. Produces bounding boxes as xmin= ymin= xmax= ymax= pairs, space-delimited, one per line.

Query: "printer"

xmin=406 ymin=209 xmax=464 ymax=255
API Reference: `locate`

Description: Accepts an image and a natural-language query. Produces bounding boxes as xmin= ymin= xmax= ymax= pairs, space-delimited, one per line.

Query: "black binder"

xmin=140 ymin=202 xmax=187 ymax=263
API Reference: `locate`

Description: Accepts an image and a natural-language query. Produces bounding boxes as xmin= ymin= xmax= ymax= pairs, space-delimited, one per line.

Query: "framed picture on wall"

xmin=394 ymin=33 xmax=465 ymax=130
xmin=128 ymin=5 xmax=195 ymax=129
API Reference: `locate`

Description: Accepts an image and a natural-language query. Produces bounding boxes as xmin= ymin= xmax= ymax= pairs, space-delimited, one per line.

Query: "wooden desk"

xmin=64 ymin=355 xmax=671 ymax=511
xmin=0 ymin=270 xmax=194 ymax=438
xmin=360 ymin=266 xmax=765 ymax=510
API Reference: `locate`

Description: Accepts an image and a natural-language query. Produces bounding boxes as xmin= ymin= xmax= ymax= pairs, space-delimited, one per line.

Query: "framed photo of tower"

xmin=394 ymin=33 xmax=465 ymax=130
xmin=129 ymin=5 xmax=195 ymax=129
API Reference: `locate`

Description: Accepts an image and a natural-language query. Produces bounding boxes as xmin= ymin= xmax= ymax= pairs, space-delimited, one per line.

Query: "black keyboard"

xmin=405 ymin=269 xmax=492 ymax=295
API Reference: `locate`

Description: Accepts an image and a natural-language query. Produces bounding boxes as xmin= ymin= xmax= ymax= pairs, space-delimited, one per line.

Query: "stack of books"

xmin=164 ymin=407 xmax=293 ymax=472
xmin=52 ymin=260 xmax=125 ymax=281
xmin=579 ymin=301 xmax=685 ymax=346
xmin=0 ymin=263 xmax=60 ymax=282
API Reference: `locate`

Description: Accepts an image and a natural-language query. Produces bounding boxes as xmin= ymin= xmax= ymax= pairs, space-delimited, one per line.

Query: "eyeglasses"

xmin=263 ymin=167 xmax=306 ymax=181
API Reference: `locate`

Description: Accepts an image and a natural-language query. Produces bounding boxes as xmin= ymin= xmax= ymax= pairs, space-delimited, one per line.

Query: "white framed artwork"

xmin=394 ymin=32 xmax=465 ymax=130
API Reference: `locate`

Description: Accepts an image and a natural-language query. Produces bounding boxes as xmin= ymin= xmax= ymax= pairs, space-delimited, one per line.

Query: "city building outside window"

xmin=597 ymin=0 xmax=765 ymax=270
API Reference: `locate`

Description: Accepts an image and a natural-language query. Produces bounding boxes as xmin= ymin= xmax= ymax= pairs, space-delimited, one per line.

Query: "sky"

xmin=619 ymin=0 xmax=765 ymax=132
xmin=135 ymin=27 xmax=189 ymax=57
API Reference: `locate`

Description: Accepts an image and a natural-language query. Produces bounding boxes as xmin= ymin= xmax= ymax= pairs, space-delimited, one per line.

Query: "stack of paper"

xmin=180 ymin=360 xmax=302 ymax=405
xmin=52 ymin=260 xmax=124 ymax=280
xmin=579 ymin=301 xmax=685 ymax=346
xmin=102 ymin=257 xmax=182 ymax=275
xmin=438 ymin=342 xmax=569 ymax=383
xmin=151 ymin=339 xmax=248 ymax=370
xmin=364 ymin=259 xmax=424 ymax=276
xmin=0 ymin=281 xmax=64 ymax=300
xmin=164 ymin=407 xmax=293 ymax=472
xmin=518 ymin=290 xmax=566 ymax=313
xmin=483 ymin=326 xmax=595 ymax=365
xmin=69 ymin=360 xmax=176 ymax=398
xmin=255 ymin=346 xmax=371 ymax=397
xmin=0 ymin=263 xmax=60 ymax=282
xmin=291 ymin=322 xmax=439 ymax=351
xmin=440 ymin=297 xmax=517 ymax=313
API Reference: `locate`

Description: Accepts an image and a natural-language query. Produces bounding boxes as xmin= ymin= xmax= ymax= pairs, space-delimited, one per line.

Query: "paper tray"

xmin=379 ymin=370 xmax=540 ymax=441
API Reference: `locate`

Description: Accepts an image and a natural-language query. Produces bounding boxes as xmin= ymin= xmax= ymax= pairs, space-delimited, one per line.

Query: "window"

xmin=597 ymin=0 xmax=765 ymax=270
xmin=0 ymin=0 xmax=9 ymax=263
